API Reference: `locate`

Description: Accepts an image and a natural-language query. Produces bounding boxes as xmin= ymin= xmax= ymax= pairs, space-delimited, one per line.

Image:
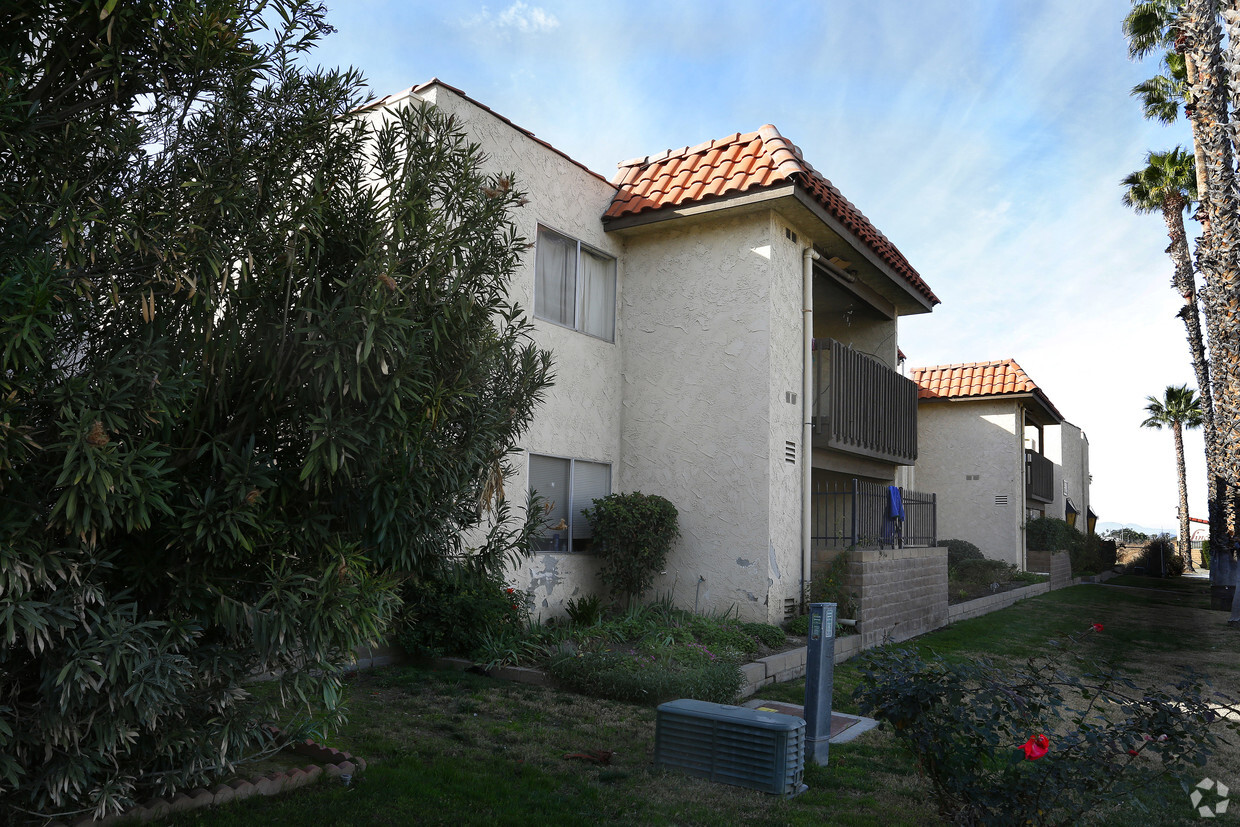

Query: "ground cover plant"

xmin=160 ymin=580 xmax=1237 ymax=826
xmin=445 ymin=597 xmax=790 ymax=705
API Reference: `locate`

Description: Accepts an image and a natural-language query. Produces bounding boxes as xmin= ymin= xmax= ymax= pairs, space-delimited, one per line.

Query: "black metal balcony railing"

xmin=811 ymin=479 xmax=937 ymax=550
xmin=1026 ymin=449 xmax=1053 ymax=503
xmin=812 ymin=339 xmax=918 ymax=464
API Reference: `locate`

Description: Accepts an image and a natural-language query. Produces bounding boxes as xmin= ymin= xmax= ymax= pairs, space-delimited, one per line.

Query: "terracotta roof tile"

xmin=910 ymin=359 xmax=1063 ymax=421
xmin=604 ymin=125 xmax=937 ymax=305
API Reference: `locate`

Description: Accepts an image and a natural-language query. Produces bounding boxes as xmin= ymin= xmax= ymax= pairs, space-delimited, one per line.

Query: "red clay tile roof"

xmin=910 ymin=359 xmax=1063 ymax=421
xmin=605 ymin=125 xmax=938 ymax=305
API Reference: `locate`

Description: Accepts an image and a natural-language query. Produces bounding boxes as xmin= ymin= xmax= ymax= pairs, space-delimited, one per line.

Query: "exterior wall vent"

xmin=784 ymin=597 xmax=797 ymax=620
xmin=785 ymin=441 xmax=797 ymax=464
xmin=965 ymin=474 xmax=980 ymax=481
xmin=785 ymin=227 xmax=798 ymax=243
xmin=785 ymin=391 xmax=798 ymax=404
xmin=995 ymin=494 xmax=1009 ymax=507
xmin=654 ymin=699 xmax=807 ymax=797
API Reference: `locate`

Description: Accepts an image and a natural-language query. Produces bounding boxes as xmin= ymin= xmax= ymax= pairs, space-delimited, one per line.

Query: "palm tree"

xmin=1121 ymin=149 xmax=1218 ymax=525
xmin=1179 ymin=0 xmax=1240 ymax=621
xmin=1124 ymin=1 xmax=1210 ymax=197
xmin=1143 ymin=386 xmax=1204 ymax=570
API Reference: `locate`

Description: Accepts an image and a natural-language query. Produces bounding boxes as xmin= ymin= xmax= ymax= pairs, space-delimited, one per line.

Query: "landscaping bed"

xmin=161 ymin=579 xmax=1239 ymax=826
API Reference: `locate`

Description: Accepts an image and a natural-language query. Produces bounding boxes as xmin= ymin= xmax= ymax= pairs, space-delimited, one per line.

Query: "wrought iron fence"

xmin=811 ymin=479 xmax=937 ymax=550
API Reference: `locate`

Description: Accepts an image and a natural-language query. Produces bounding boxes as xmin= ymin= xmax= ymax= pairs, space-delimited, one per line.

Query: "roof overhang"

xmin=918 ymin=392 xmax=1064 ymax=426
xmin=603 ymin=183 xmax=935 ymax=317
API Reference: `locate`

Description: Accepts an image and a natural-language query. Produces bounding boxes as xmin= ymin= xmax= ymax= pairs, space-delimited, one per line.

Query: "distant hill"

xmin=1096 ymin=521 xmax=1177 ymax=537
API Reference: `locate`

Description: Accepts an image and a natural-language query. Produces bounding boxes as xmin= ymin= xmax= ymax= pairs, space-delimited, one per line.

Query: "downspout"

xmin=802 ymin=247 xmax=821 ymax=603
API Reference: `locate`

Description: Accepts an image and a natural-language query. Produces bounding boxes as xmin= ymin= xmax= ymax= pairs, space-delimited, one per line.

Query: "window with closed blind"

xmin=528 ymin=453 xmax=612 ymax=552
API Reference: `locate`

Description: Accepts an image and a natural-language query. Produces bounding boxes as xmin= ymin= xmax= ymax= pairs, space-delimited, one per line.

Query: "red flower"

xmin=1128 ymin=749 xmax=1140 ymax=756
xmin=1020 ymin=734 xmax=1049 ymax=760
xmin=505 ymin=588 xmax=514 ymax=594
xmin=1091 ymin=623 xmax=1104 ymax=632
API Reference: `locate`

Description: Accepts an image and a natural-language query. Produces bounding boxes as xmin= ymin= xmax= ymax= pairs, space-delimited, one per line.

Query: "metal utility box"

xmin=653 ymin=699 xmax=807 ymax=797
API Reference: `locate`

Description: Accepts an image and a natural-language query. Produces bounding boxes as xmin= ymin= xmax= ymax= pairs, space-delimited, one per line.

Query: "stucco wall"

xmin=407 ymin=85 xmax=624 ymax=614
xmin=766 ymin=214 xmax=813 ymax=622
xmin=1045 ymin=422 xmax=1091 ymax=528
xmin=812 ymin=303 xmax=897 ymax=368
xmin=916 ymin=400 xmax=1025 ymax=566
xmin=620 ymin=212 xmax=779 ymax=621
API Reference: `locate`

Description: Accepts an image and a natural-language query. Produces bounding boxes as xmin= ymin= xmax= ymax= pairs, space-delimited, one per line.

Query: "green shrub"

xmin=564 ymin=595 xmax=603 ymax=627
xmin=548 ymin=646 xmax=742 ymax=705
xmin=740 ymin=621 xmax=788 ymax=649
xmin=854 ymin=626 xmax=1221 ymax=825
xmin=785 ymin=614 xmax=810 ymax=636
xmin=395 ymin=565 xmax=530 ymax=659
xmin=687 ymin=622 xmax=754 ymax=655
xmin=1091 ymin=535 xmax=1118 ymax=571
xmin=1026 ymin=517 xmax=1083 ymax=551
xmin=1201 ymin=540 xmax=1211 ymax=569
xmin=1136 ymin=535 xmax=1178 ymax=577
xmin=940 ymin=538 xmax=984 ymax=568
xmin=952 ymin=558 xmax=1016 ymax=585
xmin=809 ymin=551 xmax=858 ymax=618
xmin=583 ymin=492 xmax=679 ymax=605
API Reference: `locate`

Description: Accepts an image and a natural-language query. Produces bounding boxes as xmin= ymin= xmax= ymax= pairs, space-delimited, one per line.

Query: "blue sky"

xmin=306 ymin=0 xmax=1201 ymax=533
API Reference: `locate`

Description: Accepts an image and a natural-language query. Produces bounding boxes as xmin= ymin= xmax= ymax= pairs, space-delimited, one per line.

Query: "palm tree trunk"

xmin=1185 ymin=0 xmax=1240 ymax=620
xmin=1163 ymin=196 xmax=1219 ymax=493
xmin=1174 ymin=421 xmax=1195 ymax=569
xmin=1184 ymin=52 xmax=1212 ymax=199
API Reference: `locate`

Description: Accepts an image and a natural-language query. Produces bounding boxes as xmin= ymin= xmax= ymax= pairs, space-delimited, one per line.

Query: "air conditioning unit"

xmin=653 ymin=699 xmax=807 ymax=797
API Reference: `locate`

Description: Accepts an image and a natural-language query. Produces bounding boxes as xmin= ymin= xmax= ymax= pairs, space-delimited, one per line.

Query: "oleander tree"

xmin=0 ymin=1 xmax=551 ymax=821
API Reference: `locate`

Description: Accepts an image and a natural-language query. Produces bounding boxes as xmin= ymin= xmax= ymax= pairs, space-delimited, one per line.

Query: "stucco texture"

xmin=620 ymin=212 xmax=781 ymax=621
xmin=916 ymin=399 xmax=1025 ymax=566
xmin=410 ymin=86 xmax=624 ymax=616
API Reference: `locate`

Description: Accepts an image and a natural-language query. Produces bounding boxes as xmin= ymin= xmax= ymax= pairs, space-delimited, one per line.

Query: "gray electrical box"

xmin=804 ymin=602 xmax=836 ymax=765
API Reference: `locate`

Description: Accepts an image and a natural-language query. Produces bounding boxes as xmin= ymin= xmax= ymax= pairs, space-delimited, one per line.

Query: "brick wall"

xmin=847 ymin=546 xmax=948 ymax=649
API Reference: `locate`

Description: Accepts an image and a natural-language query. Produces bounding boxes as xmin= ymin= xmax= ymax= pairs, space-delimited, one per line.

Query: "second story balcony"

xmin=812 ymin=338 xmax=918 ymax=465
xmin=1026 ymin=449 xmax=1053 ymax=503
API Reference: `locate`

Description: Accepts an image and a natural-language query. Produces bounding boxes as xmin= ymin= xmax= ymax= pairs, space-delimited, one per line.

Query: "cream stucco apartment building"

xmin=366 ymin=80 xmax=940 ymax=623
xmin=911 ymin=359 xmax=1093 ymax=570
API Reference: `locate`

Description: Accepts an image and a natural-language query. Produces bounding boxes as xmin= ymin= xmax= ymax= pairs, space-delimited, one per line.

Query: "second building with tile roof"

xmin=910 ymin=359 xmax=1092 ymax=569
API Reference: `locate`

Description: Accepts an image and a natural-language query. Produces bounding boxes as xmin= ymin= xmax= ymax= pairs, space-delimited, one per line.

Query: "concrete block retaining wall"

xmin=847 ymin=546 xmax=949 ymax=649
xmin=737 ymin=551 xmax=1104 ymax=697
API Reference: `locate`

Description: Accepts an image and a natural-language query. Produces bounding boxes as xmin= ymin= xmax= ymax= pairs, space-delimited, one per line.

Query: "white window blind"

xmin=579 ymin=249 xmax=616 ymax=340
xmin=534 ymin=226 xmax=616 ymax=341
xmin=572 ymin=460 xmax=611 ymax=542
xmin=534 ymin=230 xmax=574 ymax=327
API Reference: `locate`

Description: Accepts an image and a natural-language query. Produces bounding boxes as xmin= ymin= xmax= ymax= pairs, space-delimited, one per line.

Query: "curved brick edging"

xmin=48 ymin=729 xmax=367 ymax=827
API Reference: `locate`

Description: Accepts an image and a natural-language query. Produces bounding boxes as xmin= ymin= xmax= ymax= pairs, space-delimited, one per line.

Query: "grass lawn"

xmin=163 ymin=581 xmax=1239 ymax=826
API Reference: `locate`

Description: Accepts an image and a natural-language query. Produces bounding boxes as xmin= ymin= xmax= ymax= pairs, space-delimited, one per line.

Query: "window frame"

xmin=527 ymin=451 xmax=612 ymax=553
xmin=533 ymin=224 xmax=616 ymax=342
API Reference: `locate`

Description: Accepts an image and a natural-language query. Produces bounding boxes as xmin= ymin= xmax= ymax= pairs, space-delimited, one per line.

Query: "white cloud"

xmin=465 ymin=2 xmax=559 ymax=34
